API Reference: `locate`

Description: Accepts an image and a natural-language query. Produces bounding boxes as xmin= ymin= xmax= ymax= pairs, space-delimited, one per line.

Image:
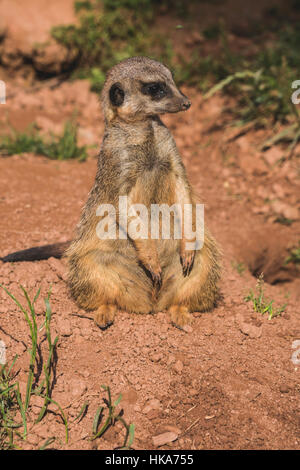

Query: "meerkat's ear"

xmin=109 ymin=83 xmax=125 ymax=106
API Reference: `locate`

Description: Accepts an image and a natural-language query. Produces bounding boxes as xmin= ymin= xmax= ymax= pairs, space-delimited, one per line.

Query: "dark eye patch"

xmin=141 ymin=81 xmax=171 ymax=101
xmin=109 ymin=82 xmax=125 ymax=106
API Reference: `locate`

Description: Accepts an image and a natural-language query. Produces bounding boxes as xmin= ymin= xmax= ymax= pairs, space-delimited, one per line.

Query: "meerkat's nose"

xmin=182 ymin=99 xmax=191 ymax=110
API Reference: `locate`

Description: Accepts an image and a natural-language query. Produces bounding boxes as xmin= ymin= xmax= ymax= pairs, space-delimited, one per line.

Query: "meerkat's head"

xmin=101 ymin=56 xmax=191 ymax=123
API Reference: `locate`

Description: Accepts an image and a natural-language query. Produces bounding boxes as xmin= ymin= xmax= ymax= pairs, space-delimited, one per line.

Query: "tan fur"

xmin=66 ymin=57 xmax=221 ymax=329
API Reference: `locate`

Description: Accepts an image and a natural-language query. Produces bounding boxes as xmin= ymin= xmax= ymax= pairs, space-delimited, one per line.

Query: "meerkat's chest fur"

xmin=95 ymin=117 xmax=184 ymax=208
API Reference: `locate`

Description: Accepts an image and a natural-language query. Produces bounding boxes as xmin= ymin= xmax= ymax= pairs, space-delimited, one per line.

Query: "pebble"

xmin=183 ymin=325 xmax=193 ymax=333
xmin=239 ymin=321 xmax=262 ymax=339
xmin=142 ymin=398 xmax=162 ymax=414
xmin=56 ymin=319 xmax=72 ymax=337
xmin=152 ymin=431 xmax=178 ymax=447
xmin=161 ymin=424 xmax=181 ymax=435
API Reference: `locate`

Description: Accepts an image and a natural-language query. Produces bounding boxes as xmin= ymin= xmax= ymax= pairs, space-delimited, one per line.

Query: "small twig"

xmin=181 ymin=417 xmax=201 ymax=437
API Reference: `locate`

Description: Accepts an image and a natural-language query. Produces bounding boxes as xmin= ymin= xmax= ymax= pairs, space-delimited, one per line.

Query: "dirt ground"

xmin=0 ymin=1 xmax=300 ymax=451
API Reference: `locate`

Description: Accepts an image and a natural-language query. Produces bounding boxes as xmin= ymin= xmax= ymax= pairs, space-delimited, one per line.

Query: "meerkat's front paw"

xmin=94 ymin=304 xmax=117 ymax=329
xmin=168 ymin=305 xmax=193 ymax=330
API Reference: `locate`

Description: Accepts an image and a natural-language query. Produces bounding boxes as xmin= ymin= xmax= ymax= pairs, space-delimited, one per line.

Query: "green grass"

xmin=0 ymin=121 xmax=88 ymax=160
xmin=0 ymin=284 xmax=135 ymax=450
xmin=200 ymin=19 xmax=300 ymax=153
xmin=91 ymin=385 xmax=135 ymax=449
xmin=244 ymin=273 xmax=287 ymax=320
xmin=231 ymin=260 xmax=246 ymax=275
xmin=285 ymin=241 xmax=300 ymax=265
xmin=0 ymin=285 xmax=67 ymax=449
xmin=51 ymin=0 xmax=172 ymax=93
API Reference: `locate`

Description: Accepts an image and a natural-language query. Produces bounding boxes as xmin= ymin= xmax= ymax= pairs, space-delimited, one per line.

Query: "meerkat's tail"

xmin=1 ymin=241 xmax=71 ymax=263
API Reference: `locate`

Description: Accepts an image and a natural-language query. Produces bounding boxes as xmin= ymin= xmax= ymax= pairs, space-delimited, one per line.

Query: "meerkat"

xmin=2 ymin=57 xmax=220 ymax=329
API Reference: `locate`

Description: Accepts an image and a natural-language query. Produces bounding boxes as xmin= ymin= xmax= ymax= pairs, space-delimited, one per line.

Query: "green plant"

xmin=51 ymin=0 xmax=171 ymax=92
xmin=91 ymin=385 xmax=135 ymax=449
xmin=0 ymin=285 xmax=68 ymax=449
xmin=0 ymin=356 xmax=22 ymax=449
xmin=244 ymin=273 xmax=287 ymax=320
xmin=0 ymin=121 xmax=88 ymax=160
xmin=201 ymin=21 xmax=300 ymax=152
xmin=231 ymin=260 xmax=246 ymax=275
xmin=274 ymin=216 xmax=293 ymax=226
xmin=285 ymin=242 xmax=300 ymax=265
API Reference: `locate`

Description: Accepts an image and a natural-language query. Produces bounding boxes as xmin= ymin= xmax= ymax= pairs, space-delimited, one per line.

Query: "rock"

xmin=152 ymin=431 xmax=178 ymax=447
xmin=69 ymin=379 xmax=87 ymax=398
xmin=142 ymin=398 xmax=162 ymax=414
xmin=161 ymin=424 xmax=182 ymax=435
xmin=239 ymin=321 xmax=262 ymax=339
xmin=56 ymin=318 xmax=72 ymax=337
xmin=182 ymin=324 xmax=193 ymax=333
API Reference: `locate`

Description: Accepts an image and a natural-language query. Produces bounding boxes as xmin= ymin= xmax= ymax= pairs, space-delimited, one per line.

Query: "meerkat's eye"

xmin=109 ymin=83 xmax=125 ymax=106
xmin=141 ymin=81 xmax=169 ymax=100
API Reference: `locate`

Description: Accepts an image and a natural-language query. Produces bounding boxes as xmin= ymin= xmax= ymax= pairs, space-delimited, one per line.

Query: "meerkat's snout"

xmin=181 ymin=97 xmax=191 ymax=110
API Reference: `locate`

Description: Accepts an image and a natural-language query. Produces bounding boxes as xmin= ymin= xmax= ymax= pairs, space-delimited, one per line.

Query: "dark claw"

xmin=152 ymin=272 xmax=162 ymax=289
xmin=148 ymin=265 xmax=162 ymax=290
xmin=180 ymin=253 xmax=195 ymax=277
xmin=97 ymin=321 xmax=113 ymax=331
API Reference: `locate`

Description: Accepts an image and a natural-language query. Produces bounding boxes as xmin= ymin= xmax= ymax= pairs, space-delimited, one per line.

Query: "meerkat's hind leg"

xmin=94 ymin=304 xmax=117 ymax=329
